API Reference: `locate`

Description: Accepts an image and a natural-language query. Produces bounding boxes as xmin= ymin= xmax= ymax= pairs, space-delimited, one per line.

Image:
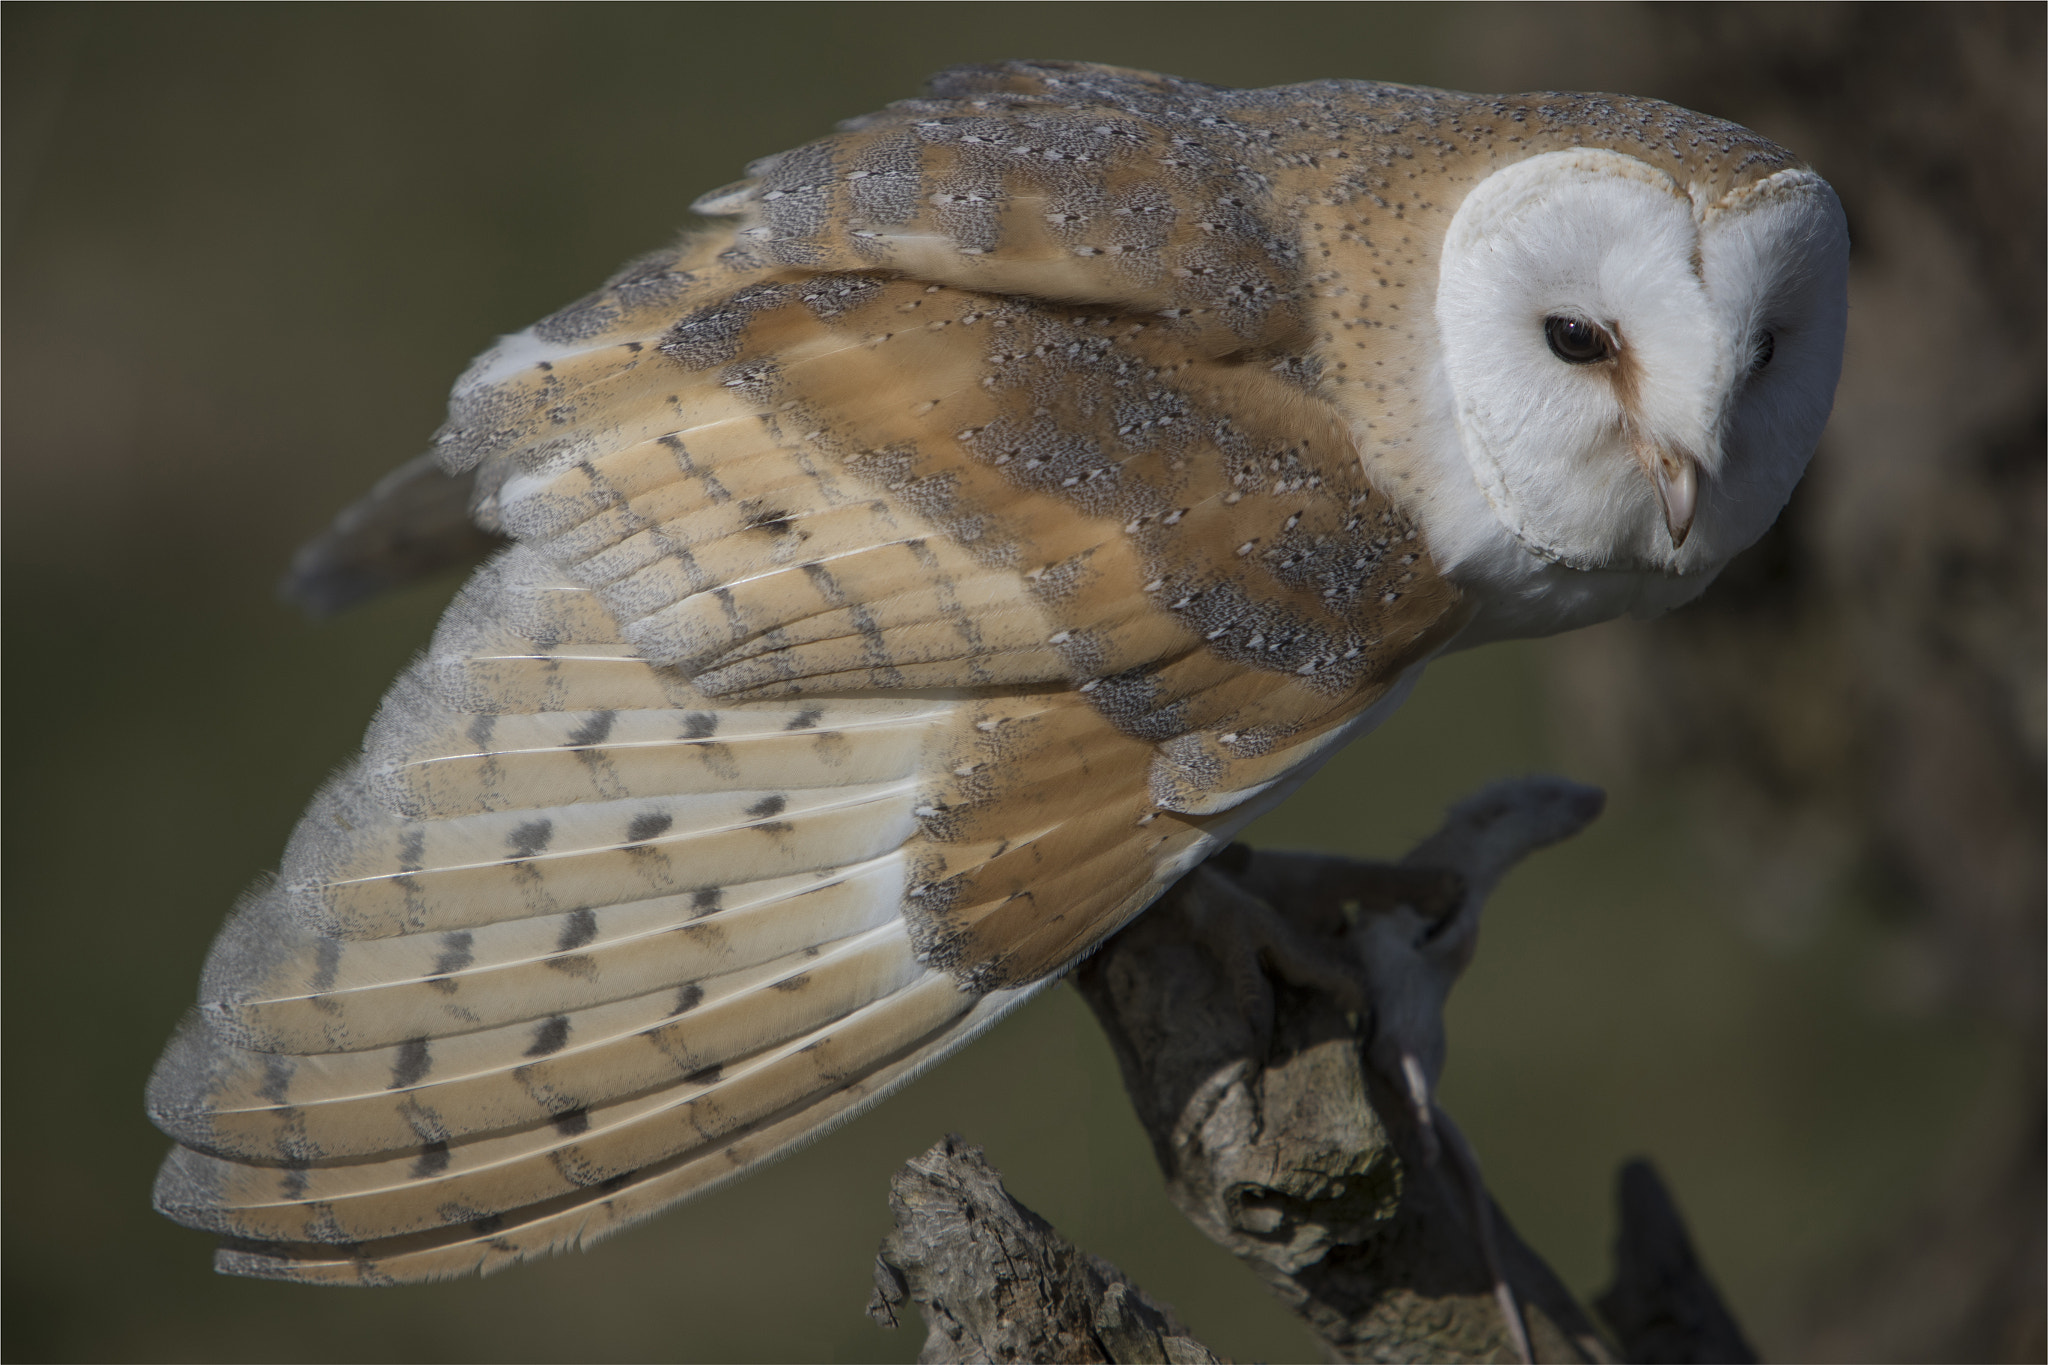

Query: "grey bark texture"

xmin=872 ymin=778 xmax=1759 ymax=1364
xmin=866 ymin=1135 xmax=1223 ymax=1365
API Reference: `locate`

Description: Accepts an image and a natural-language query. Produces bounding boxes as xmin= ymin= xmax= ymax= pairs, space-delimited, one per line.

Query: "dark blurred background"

xmin=4 ymin=6 xmax=2040 ymax=1361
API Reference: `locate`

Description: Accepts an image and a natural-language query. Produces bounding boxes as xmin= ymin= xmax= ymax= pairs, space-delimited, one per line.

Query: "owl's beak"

xmin=1641 ymin=443 xmax=1698 ymax=549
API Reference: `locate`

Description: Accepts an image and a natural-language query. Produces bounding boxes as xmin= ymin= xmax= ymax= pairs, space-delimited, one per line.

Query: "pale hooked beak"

xmin=1641 ymin=443 xmax=1699 ymax=549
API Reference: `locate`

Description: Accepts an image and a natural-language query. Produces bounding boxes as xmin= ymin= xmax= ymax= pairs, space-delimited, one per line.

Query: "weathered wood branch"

xmin=872 ymin=777 xmax=1757 ymax=1364
xmin=1595 ymin=1160 xmax=1758 ymax=1364
xmin=867 ymin=1134 xmax=1222 ymax=1365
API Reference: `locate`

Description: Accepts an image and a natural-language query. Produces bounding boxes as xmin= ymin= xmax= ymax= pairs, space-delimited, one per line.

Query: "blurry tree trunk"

xmin=1544 ymin=7 xmax=2047 ymax=1360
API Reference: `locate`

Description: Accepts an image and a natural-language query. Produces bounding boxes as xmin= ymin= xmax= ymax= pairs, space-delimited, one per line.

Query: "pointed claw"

xmin=1400 ymin=1052 xmax=1441 ymax=1166
xmin=1439 ymin=1113 xmax=1535 ymax=1365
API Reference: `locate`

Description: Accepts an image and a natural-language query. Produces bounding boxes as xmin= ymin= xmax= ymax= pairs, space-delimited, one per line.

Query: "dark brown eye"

xmin=1544 ymin=315 xmax=1611 ymax=364
xmin=1751 ymin=329 xmax=1776 ymax=372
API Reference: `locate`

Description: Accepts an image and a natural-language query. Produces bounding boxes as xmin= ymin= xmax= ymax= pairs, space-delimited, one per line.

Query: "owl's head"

xmin=1430 ymin=147 xmax=1849 ymax=594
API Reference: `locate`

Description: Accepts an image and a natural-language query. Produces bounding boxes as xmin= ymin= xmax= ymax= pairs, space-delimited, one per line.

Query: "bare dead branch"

xmin=870 ymin=1134 xmax=1223 ymax=1365
xmin=1594 ymin=1160 xmax=1758 ymax=1364
xmin=872 ymin=777 xmax=1758 ymax=1364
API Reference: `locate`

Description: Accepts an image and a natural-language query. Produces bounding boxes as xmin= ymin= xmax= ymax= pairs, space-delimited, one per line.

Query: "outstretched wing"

xmin=150 ymin=64 xmax=1466 ymax=1284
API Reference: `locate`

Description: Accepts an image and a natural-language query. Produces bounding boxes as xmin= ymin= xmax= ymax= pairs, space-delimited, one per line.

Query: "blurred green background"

xmin=5 ymin=6 xmax=2040 ymax=1362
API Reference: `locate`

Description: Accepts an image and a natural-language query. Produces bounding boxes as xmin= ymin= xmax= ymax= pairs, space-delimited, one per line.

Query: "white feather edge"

xmin=204 ymin=970 xmax=1054 ymax=1284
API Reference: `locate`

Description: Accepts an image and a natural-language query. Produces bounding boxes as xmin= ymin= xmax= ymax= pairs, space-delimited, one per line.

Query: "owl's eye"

xmin=1751 ymin=329 xmax=1776 ymax=372
xmin=1544 ymin=315 xmax=1612 ymax=365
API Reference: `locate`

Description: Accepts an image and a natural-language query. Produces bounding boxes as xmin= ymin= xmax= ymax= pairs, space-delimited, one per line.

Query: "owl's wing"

xmin=150 ymin=76 xmax=1466 ymax=1285
xmin=684 ymin=58 xmax=1309 ymax=358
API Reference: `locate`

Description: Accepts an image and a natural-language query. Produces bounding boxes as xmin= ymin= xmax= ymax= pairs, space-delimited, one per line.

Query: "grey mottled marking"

xmin=660 ymin=282 xmax=790 ymax=370
xmin=257 ymin=1053 xmax=294 ymax=1104
xmin=429 ymin=931 xmax=474 ymax=985
xmin=554 ymin=908 xmax=599 ymax=953
xmin=566 ymin=710 xmax=616 ymax=748
xmin=626 ymin=811 xmax=674 ymax=843
xmin=389 ymin=1038 xmax=432 ymax=1090
xmin=657 ymin=434 xmax=732 ymax=504
xmin=409 ymin=1141 xmax=451 ymax=1179
xmin=309 ymin=938 xmax=342 ymax=992
xmin=507 ymin=819 xmax=553 ymax=861
xmin=524 ymin=1016 xmax=571 ymax=1057
xmin=740 ymin=501 xmax=797 ymax=537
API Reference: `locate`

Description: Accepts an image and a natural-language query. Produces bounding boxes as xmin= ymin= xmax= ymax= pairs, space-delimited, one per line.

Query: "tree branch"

xmin=872 ymin=778 xmax=1757 ymax=1364
xmin=868 ymin=1134 xmax=1222 ymax=1365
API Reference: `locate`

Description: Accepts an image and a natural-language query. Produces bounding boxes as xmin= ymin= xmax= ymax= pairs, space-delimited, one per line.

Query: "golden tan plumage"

xmin=149 ymin=60 xmax=1836 ymax=1283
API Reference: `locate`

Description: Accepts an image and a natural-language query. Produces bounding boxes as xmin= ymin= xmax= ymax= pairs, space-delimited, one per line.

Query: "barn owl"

xmin=147 ymin=61 xmax=1848 ymax=1284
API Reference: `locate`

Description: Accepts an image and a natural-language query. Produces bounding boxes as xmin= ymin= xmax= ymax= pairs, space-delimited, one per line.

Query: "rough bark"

xmin=873 ymin=779 xmax=1760 ymax=1364
xmin=867 ymin=1135 xmax=1222 ymax=1365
